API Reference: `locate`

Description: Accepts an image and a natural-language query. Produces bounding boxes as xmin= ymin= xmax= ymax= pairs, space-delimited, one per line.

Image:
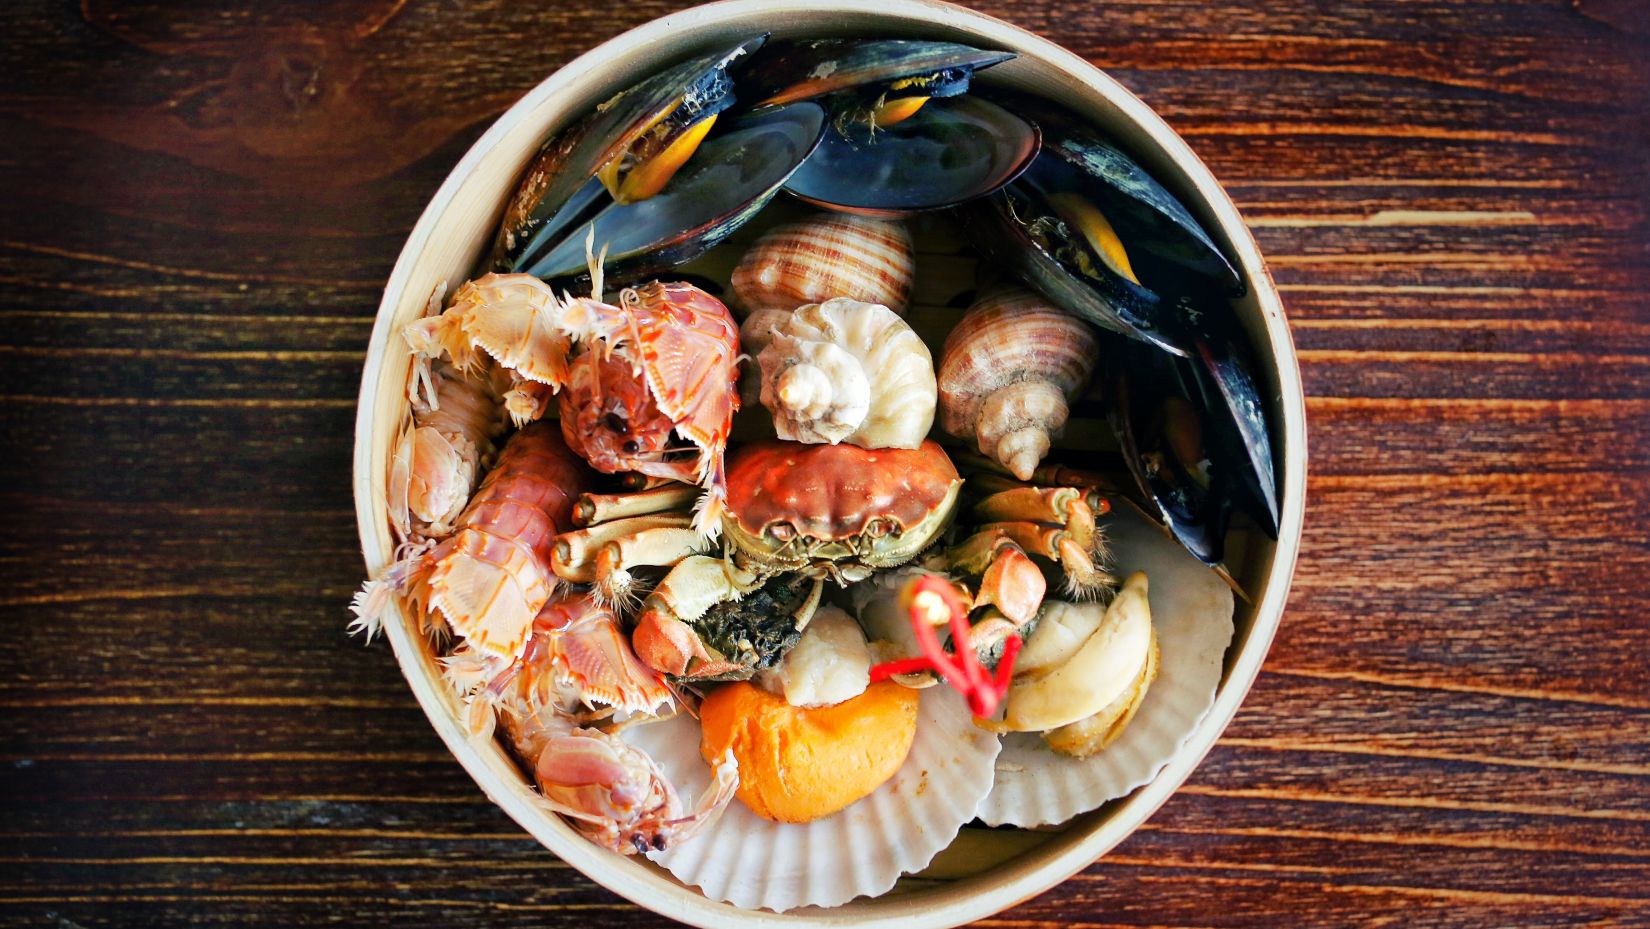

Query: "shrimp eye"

xmin=622 ymin=440 xmax=640 ymax=454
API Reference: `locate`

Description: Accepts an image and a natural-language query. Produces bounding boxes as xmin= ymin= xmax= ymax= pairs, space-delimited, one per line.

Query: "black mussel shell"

xmin=494 ymin=37 xmax=765 ymax=270
xmin=781 ymin=96 xmax=1039 ymax=217
xmin=1004 ymin=92 xmax=1242 ymax=297
xmin=1109 ymin=337 xmax=1226 ymax=563
xmin=513 ymin=102 xmax=827 ymax=284
xmin=1191 ymin=330 xmax=1281 ymax=537
xmin=958 ymin=185 xmax=1189 ymax=356
xmin=1108 ymin=327 xmax=1281 ymax=566
xmin=957 ymin=92 xmax=1249 ymax=356
xmin=739 ymin=39 xmax=1014 ymax=110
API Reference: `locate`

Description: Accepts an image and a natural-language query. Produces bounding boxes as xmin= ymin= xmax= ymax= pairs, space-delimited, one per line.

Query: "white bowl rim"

xmin=352 ymin=1 xmax=1308 ymax=925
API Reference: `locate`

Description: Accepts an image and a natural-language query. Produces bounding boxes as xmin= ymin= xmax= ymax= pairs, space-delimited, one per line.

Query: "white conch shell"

xmin=937 ymin=286 xmax=1099 ymax=480
xmin=755 ymin=298 xmax=936 ymax=450
xmin=737 ymin=308 xmax=795 ymax=410
xmin=731 ymin=214 xmax=915 ymax=317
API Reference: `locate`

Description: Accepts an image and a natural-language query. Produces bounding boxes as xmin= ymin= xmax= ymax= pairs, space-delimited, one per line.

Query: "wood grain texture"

xmin=2 ymin=0 xmax=1647 ymax=926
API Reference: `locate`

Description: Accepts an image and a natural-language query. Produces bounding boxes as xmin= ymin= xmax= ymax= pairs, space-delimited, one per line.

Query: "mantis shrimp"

xmin=388 ymin=282 xmax=513 ymax=544
xmin=443 ymin=590 xmax=736 ymax=855
xmin=505 ymin=701 xmax=738 ymax=855
xmin=397 ymin=242 xmax=741 ymax=537
xmin=351 ymin=420 xmax=593 ymax=661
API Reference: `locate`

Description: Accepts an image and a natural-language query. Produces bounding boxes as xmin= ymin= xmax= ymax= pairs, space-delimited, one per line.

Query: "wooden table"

xmin=4 ymin=1 xmax=1647 ymax=926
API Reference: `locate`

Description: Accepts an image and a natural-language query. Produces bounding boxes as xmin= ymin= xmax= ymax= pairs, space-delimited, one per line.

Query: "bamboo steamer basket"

xmin=352 ymin=1 xmax=1308 ymax=924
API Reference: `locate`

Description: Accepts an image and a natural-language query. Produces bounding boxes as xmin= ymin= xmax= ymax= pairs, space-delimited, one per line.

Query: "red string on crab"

xmin=869 ymin=574 xmax=1022 ymax=718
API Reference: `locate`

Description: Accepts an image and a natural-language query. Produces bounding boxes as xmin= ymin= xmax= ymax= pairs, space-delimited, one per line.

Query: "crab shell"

xmin=721 ymin=439 xmax=963 ymax=581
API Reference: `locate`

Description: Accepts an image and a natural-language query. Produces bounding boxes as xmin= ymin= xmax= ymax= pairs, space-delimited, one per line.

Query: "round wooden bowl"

xmin=353 ymin=1 xmax=1307 ymax=924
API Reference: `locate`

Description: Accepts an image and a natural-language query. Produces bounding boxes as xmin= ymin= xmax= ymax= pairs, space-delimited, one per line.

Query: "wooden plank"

xmin=1 ymin=0 xmax=1647 ymax=925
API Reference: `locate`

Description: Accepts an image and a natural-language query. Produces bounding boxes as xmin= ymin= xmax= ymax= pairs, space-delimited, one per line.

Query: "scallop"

xmin=754 ymin=605 xmax=872 ymax=708
xmin=1004 ymin=572 xmax=1156 ymax=741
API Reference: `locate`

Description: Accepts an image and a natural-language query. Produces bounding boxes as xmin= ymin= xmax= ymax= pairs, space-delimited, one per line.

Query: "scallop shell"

xmin=755 ymin=298 xmax=936 ymax=449
xmin=936 ymin=286 xmax=1099 ymax=480
xmin=730 ymin=214 xmax=915 ymax=317
xmin=977 ymin=503 xmax=1234 ymax=827
xmin=624 ymin=684 xmax=1000 ymax=912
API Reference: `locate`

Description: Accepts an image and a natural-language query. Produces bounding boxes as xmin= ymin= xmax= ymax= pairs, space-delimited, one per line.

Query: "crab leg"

xmin=955 ymin=451 xmax=1117 ymax=491
xmin=975 ymin=544 xmax=1045 ymax=627
xmin=574 ymin=483 xmax=699 ymax=526
xmin=972 ymin=486 xmax=1099 ymax=525
xmin=589 ymin=527 xmax=706 ymax=606
xmin=552 ymin=514 xmax=694 ymax=582
xmin=972 ymin=521 xmax=1112 ymax=596
xmin=631 ymin=556 xmax=766 ymax=678
xmin=619 ymin=472 xmax=681 ymax=491
xmin=972 ymin=487 xmax=1107 ymax=562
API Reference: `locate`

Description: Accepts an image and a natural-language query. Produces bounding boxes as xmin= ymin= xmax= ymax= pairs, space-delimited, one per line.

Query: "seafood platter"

xmin=351 ymin=3 xmax=1305 ymax=926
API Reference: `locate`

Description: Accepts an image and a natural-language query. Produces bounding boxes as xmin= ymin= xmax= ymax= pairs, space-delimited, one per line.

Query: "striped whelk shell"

xmin=730 ymin=214 xmax=915 ymax=316
xmin=937 ymin=286 xmax=1099 ymax=480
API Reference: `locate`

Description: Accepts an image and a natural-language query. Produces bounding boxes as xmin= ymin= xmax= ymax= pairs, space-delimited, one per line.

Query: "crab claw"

xmin=633 ymin=607 xmax=713 ymax=678
xmin=975 ymin=544 xmax=1046 ymax=628
xmin=631 ymin=555 xmax=757 ymax=679
xmin=632 ymin=556 xmax=822 ymax=681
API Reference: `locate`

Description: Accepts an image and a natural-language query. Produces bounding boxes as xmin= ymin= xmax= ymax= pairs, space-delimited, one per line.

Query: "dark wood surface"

xmin=4 ymin=0 xmax=1648 ymax=926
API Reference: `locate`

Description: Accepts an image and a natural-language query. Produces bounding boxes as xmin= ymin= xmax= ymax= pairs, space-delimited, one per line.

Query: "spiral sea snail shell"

xmin=937 ymin=286 xmax=1099 ymax=480
xmin=755 ymin=298 xmax=936 ymax=450
xmin=737 ymin=308 xmax=794 ymax=410
xmin=731 ymin=214 xmax=915 ymax=317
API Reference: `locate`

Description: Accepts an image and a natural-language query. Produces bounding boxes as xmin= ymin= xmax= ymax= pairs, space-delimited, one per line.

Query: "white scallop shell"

xmin=624 ymin=685 xmax=1000 ymax=912
xmin=976 ymin=504 xmax=1234 ymax=827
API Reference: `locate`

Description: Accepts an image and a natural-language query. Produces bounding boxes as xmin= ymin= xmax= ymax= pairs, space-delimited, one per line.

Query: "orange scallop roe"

xmin=698 ymin=680 xmax=919 ymax=824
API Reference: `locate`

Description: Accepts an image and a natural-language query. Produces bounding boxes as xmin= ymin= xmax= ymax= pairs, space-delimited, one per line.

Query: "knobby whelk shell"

xmin=936 ymin=286 xmax=1099 ymax=480
xmin=755 ymin=298 xmax=936 ymax=450
xmin=730 ymin=214 xmax=915 ymax=317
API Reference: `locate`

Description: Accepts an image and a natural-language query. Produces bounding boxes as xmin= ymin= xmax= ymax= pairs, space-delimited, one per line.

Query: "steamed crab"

xmin=630 ymin=439 xmax=966 ymax=680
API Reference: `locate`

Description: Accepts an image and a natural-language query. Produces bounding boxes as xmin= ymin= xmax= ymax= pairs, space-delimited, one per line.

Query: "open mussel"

xmin=1107 ymin=328 xmax=1279 ymax=566
xmin=784 ymin=96 xmax=1039 ymax=217
xmin=739 ymin=38 xmax=1013 ymax=127
xmin=494 ymin=37 xmax=766 ymax=273
xmin=737 ymin=39 xmax=1037 ymax=215
xmin=957 ymin=94 xmax=1243 ymax=356
xmin=510 ymin=102 xmax=828 ymax=284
